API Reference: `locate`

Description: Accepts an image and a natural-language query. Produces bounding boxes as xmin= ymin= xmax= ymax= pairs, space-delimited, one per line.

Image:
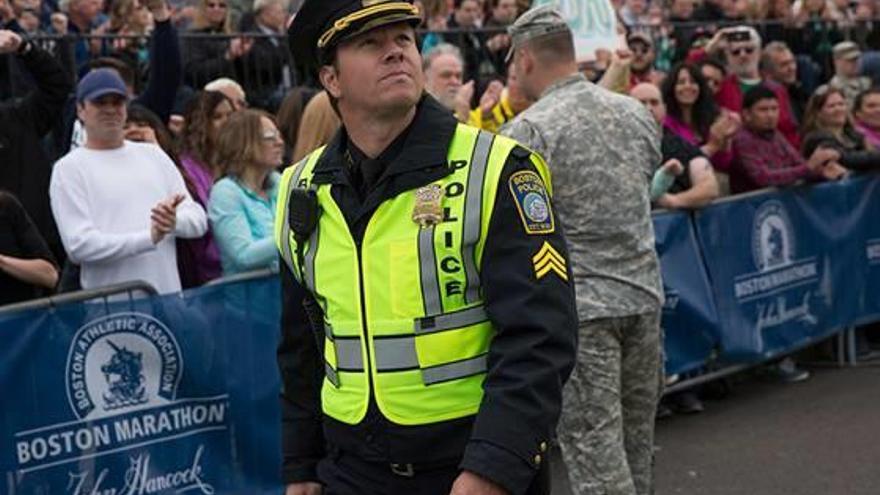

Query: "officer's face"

xmin=323 ymin=23 xmax=424 ymax=118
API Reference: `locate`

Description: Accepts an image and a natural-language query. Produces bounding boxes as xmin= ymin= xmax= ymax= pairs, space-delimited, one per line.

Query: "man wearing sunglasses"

xmin=710 ymin=26 xmax=801 ymax=149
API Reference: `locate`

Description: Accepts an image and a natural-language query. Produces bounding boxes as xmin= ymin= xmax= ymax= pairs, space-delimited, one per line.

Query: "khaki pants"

xmin=555 ymin=312 xmax=662 ymax=495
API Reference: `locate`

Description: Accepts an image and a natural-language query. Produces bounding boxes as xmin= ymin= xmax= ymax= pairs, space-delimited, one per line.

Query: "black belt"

xmin=334 ymin=451 xmax=460 ymax=478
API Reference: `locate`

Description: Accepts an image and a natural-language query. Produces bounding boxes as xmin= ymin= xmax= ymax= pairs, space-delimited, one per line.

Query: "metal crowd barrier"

xmin=0 ymin=280 xmax=158 ymax=316
xmin=664 ymin=329 xmax=857 ymax=395
xmin=660 ymin=184 xmax=858 ymax=390
xmin=203 ymin=266 xmax=278 ymax=287
xmin=659 ymin=178 xmax=876 ymax=394
xmin=0 ymin=266 xmax=279 ymax=317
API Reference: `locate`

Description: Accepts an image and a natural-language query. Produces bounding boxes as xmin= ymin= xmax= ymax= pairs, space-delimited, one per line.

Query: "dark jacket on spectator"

xmin=661 ymin=130 xmax=704 ymax=194
xmin=0 ymin=190 xmax=57 ymax=305
xmin=136 ymin=20 xmax=183 ymax=125
xmin=802 ymin=127 xmax=880 ymax=171
xmin=445 ymin=16 xmax=502 ymax=92
xmin=0 ymin=41 xmax=72 ymax=261
xmin=1 ymin=18 xmax=75 ymax=101
xmin=785 ymin=19 xmax=843 ymax=79
xmin=852 ymin=20 xmax=880 ymax=52
xmin=785 ymin=81 xmax=810 ymax=126
xmin=182 ymin=26 xmax=237 ymax=90
xmin=241 ymin=24 xmax=290 ymax=110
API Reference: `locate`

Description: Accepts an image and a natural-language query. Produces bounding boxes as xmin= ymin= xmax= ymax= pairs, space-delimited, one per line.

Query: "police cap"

xmin=289 ymin=0 xmax=421 ymax=72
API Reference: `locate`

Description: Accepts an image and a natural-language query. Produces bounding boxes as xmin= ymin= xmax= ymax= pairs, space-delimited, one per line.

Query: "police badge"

xmin=412 ymin=184 xmax=444 ymax=227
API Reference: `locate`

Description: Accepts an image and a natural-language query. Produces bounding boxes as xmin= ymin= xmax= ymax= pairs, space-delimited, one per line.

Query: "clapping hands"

xmin=150 ymin=194 xmax=185 ymax=244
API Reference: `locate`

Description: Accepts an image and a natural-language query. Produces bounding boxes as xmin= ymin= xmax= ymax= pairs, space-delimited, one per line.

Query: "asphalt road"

xmin=654 ymin=365 xmax=880 ymax=495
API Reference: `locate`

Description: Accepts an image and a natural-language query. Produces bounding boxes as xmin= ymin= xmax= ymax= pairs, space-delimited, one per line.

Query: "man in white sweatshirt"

xmin=50 ymin=69 xmax=208 ymax=295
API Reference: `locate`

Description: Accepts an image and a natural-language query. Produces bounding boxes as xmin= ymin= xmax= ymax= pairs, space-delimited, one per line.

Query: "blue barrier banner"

xmin=694 ymin=180 xmax=862 ymax=362
xmin=0 ymin=277 xmax=283 ymax=495
xmin=854 ymin=176 xmax=880 ymax=322
xmin=652 ymin=211 xmax=719 ymax=375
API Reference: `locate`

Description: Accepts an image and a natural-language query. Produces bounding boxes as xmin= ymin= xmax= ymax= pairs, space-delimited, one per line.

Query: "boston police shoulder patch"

xmin=509 ymin=170 xmax=554 ymax=235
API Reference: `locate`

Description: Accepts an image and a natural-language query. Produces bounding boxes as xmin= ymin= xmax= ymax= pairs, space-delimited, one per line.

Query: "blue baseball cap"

xmin=76 ymin=68 xmax=128 ymax=103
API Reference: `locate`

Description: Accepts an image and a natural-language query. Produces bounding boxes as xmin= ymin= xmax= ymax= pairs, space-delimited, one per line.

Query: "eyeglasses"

xmin=730 ymin=46 xmax=756 ymax=56
xmin=206 ymin=2 xmax=227 ymax=8
xmin=261 ymin=130 xmax=280 ymax=141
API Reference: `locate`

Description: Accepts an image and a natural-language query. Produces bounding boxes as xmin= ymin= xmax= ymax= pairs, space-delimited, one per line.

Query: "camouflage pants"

xmin=556 ymin=312 xmax=662 ymax=495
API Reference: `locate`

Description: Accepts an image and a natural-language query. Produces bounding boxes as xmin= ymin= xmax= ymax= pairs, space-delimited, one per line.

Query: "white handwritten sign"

xmin=532 ymin=0 xmax=621 ymax=61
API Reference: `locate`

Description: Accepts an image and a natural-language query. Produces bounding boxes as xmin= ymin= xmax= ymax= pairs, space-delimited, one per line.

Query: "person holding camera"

xmin=707 ymin=26 xmax=801 ymax=149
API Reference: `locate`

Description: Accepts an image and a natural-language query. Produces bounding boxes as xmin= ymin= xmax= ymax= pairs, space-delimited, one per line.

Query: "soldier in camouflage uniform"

xmin=501 ymin=6 xmax=664 ymax=495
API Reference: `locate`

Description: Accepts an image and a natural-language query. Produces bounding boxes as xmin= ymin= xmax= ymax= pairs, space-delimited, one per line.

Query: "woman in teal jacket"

xmin=209 ymin=109 xmax=284 ymax=276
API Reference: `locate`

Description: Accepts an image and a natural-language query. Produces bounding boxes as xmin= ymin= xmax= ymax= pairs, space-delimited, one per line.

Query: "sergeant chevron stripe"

xmin=532 ymin=241 xmax=568 ymax=281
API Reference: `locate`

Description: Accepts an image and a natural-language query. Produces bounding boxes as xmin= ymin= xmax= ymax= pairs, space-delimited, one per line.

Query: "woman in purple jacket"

xmin=176 ymin=90 xmax=234 ymax=286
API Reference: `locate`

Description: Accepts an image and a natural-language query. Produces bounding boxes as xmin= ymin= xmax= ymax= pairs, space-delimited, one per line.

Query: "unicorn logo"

xmin=752 ymin=200 xmax=795 ymax=271
xmin=101 ymin=340 xmax=148 ymax=410
xmin=766 ymin=225 xmax=785 ymax=267
xmin=67 ymin=313 xmax=183 ymax=419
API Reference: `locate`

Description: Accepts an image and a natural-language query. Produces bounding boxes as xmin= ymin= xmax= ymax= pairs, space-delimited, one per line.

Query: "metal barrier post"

xmin=847 ymin=327 xmax=858 ymax=366
xmin=837 ymin=331 xmax=847 ymax=367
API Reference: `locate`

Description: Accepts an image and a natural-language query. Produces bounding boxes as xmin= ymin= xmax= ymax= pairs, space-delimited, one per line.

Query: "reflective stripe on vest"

xmin=274 ymin=124 xmax=551 ymax=426
xmin=462 ymin=130 xmax=494 ymax=304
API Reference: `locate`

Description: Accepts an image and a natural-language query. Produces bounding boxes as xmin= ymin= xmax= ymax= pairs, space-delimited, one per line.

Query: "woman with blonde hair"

xmin=801 ymin=84 xmax=880 ymax=170
xmin=182 ymin=0 xmax=253 ymax=89
xmin=292 ymin=91 xmax=341 ymax=162
xmin=209 ymin=109 xmax=285 ymax=275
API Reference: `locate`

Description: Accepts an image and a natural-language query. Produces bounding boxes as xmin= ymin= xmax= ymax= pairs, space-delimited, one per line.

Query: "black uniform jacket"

xmin=277 ymin=95 xmax=578 ymax=494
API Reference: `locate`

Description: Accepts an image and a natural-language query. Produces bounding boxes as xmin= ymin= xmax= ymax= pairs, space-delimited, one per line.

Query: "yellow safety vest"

xmin=274 ymin=124 xmax=552 ymax=426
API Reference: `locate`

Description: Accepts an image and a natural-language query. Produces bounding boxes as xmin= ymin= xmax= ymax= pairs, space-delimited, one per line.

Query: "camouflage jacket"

xmin=502 ymin=74 xmax=663 ymax=320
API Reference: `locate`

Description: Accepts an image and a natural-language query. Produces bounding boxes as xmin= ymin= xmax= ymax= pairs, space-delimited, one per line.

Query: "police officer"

xmin=274 ymin=1 xmax=578 ymax=494
xmin=501 ymin=6 xmax=664 ymax=495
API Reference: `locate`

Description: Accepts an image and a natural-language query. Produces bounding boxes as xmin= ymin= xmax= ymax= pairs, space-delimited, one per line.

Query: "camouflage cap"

xmin=506 ymin=5 xmax=571 ymax=62
xmin=832 ymin=41 xmax=861 ymax=60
